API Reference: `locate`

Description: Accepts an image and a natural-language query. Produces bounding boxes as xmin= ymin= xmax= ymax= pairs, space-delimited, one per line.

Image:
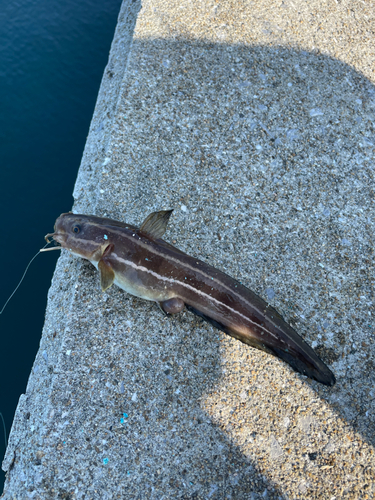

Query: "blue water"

xmin=0 ymin=0 xmax=123 ymax=490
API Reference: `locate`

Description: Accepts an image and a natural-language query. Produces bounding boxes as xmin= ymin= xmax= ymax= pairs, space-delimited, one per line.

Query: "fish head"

xmin=44 ymin=212 xmax=109 ymax=262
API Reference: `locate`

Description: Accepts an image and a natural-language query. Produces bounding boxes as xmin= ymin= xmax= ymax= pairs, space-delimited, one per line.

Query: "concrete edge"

xmin=1 ymin=0 xmax=142 ymax=477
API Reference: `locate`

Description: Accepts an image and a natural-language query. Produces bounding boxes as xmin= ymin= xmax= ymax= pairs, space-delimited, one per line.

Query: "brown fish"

xmin=43 ymin=210 xmax=336 ymax=386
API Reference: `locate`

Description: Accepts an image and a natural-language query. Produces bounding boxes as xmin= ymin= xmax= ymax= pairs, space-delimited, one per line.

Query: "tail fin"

xmin=186 ymin=305 xmax=336 ymax=386
xmin=269 ymin=345 xmax=336 ymax=386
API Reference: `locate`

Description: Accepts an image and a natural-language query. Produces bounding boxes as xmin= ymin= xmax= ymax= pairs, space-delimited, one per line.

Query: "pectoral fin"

xmin=140 ymin=210 xmax=173 ymax=239
xmin=98 ymin=244 xmax=115 ymax=291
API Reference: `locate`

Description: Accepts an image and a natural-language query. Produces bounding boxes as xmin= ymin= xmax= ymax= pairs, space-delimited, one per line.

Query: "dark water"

xmin=0 ymin=0 xmax=123 ymax=490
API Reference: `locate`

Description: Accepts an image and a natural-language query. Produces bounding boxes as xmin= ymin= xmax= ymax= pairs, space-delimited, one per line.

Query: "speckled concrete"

xmin=2 ymin=0 xmax=375 ymax=498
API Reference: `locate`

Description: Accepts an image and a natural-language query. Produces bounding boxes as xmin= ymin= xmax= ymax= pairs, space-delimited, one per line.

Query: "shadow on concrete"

xmin=99 ymin=37 xmax=374 ymax=497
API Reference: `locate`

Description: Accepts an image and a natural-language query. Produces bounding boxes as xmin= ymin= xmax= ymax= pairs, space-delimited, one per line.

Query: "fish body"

xmin=45 ymin=210 xmax=336 ymax=386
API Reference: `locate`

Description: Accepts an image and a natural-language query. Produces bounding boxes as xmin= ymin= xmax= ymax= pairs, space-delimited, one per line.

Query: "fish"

xmin=43 ymin=210 xmax=336 ymax=386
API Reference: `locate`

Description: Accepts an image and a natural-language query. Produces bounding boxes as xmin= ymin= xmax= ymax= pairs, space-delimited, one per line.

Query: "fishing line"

xmin=0 ymin=412 xmax=7 ymax=449
xmin=0 ymin=242 xmax=56 ymax=315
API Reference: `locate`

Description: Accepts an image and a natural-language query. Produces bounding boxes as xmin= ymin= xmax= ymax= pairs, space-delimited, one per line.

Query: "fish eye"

xmin=72 ymin=224 xmax=81 ymax=234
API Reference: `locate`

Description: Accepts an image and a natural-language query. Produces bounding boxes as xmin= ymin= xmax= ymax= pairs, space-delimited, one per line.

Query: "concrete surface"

xmin=2 ymin=0 xmax=375 ymax=498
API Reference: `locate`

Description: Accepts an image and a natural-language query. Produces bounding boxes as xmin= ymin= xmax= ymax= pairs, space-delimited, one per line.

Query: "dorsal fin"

xmin=139 ymin=210 xmax=173 ymax=239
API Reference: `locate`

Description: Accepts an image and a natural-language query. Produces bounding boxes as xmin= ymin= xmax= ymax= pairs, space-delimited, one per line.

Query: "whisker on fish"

xmin=40 ymin=246 xmax=62 ymax=252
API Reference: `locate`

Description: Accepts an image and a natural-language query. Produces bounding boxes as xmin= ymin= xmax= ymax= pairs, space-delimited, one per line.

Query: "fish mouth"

xmin=44 ymin=231 xmax=66 ymax=244
xmin=41 ymin=231 xmax=66 ymax=251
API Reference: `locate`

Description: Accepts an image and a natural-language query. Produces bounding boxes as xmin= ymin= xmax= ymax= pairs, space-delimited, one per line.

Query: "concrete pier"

xmin=2 ymin=0 xmax=375 ymax=498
